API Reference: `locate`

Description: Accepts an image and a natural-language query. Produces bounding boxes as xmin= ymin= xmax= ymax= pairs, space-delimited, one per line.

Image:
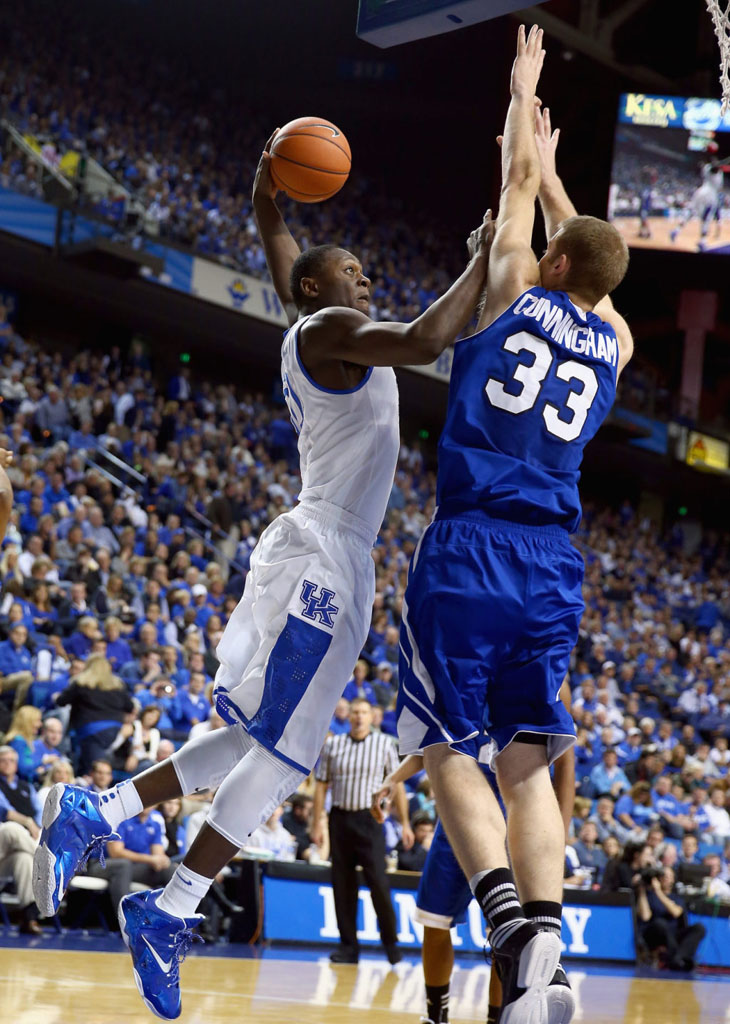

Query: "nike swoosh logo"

xmin=181 ymin=878 xmax=193 ymax=886
xmin=142 ymin=934 xmax=173 ymax=973
xmin=311 ymin=124 xmax=340 ymax=137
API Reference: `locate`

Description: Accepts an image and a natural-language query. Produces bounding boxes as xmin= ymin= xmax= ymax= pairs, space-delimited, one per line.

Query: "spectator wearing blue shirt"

xmin=136 ymin=678 xmax=180 ymax=735
xmin=174 ymin=671 xmax=210 ymax=732
xmin=616 ymin=728 xmax=644 ymax=766
xmin=32 ymin=716 xmax=64 ymax=782
xmin=589 ymin=747 xmax=631 ymax=799
xmin=65 ymin=616 xmax=100 ymax=660
xmin=46 ymin=471 xmax=71 ymax=511
xmin=329 ymin=698 xmax=351 ymax=736
xmin=342 ymin=660 xmax=378 ymax=706
xmin=104 ymin=616 xmax=133 ymax=670
xmin=652 ymin=775 xmax=691 ymax=840
xmin=573 ymin=821 xmax=608 ymax=885
xmin=0 ymin=623 xmax=34 ymax=709
xmin=615 ymin=781 xmax=659 ymax=833
xmin=25 ymin=581 xmax=58 ymax=638
xmin=87 ymin=808 xmax=175 ymax=910
xmin=683 ymin=782 xmax=712 ymax=839
xmin=19 ymin=495 xmax=44 ymax=535
xmin=372 ymin=663 xmax=397 ymax=708
xmin=6 ymin=705 xmax=43 ymax=782
xmin=191 ymin=583 xmax=214 ymax=628
xmin=588 ymin=795 xmax=632 ymax=846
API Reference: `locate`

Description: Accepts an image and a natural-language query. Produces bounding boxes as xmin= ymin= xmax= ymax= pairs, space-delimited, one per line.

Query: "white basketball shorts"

xmin=213 ymin=501 xmax=375 ymax=773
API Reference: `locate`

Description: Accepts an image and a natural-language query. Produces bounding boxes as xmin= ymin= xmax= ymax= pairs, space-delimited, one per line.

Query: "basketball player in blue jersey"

xmin=31 ymin=136 xmax=494 ymax=1019
xmin=396 ymin=25 xmax=632 ymax=1024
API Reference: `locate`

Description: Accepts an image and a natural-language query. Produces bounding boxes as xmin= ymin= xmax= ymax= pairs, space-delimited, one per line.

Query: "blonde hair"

xmin=43 ymin=759 xmax=74 ymax=787
xmin=554 ymin=215 xmax=629 ymax=305
xmin=0 ymin=544 xmax=22 ymax=584
xmin=6 ymin=705 xmax=42 ymax=744
xmin=74 ymin=654 xmax=124 ymax=692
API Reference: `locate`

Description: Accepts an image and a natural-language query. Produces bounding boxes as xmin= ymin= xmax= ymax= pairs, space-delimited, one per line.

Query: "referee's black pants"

xmin=328 ymin=806 xmax=398 ymax=952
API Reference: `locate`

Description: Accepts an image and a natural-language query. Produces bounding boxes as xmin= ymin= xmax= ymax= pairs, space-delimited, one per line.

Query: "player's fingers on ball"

xmin=264 ymin=128 xmax=279 ymax=152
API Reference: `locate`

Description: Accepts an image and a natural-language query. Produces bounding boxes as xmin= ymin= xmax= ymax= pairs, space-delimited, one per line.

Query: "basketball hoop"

xmin=706 ymin=0 xmax=730 ymax=115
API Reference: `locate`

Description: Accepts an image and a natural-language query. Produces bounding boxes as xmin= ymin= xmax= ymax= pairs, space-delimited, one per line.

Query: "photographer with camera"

xmin=601 ymin=838 xmax=655 ymax=893
xmin=636 ymin=865 xmax=707 ymax=971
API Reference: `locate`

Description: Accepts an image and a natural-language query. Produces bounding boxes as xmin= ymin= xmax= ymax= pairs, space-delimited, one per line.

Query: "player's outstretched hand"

xmin=535 ymin=104 xmax=560 ymax=182
xmin=0 ymin=449 xmax=13 ymax=469
xmin=510 ymin=24 xmax=545 ymax=99
xmin=252 ymin=129 xmax=280 ymax=203
xmin=467 ymin=209 xmax=495 ymax=262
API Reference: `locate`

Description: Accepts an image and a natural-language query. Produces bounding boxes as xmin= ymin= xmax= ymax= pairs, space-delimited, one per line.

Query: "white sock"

xmin=156 ymin=864 xmax=212 ymax=920
xmin=98 ymin=780 xmax=143 ymax=831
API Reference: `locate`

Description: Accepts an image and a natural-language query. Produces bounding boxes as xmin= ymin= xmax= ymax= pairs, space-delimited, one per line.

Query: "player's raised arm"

xmin=534 ymin=105 xmax=577 ymax=240
xmin=252 ymin=130 xmax=302 ymax=327
xmin=478 ymin=25 xmax=545 ymax=330
xmin=534 ymin=106 xmax=634 ymax=378
xmin=300 ymin=211 xmax=494 ymax=369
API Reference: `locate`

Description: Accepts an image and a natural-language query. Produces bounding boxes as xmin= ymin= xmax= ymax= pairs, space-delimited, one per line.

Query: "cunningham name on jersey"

xmin=514 ymin=291 xmax=618 ymax=367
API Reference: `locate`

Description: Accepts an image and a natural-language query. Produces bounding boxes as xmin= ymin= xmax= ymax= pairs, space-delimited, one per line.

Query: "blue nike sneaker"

xmin=32 ymin=783 xmax=119 ymax=917
xmin=119 ymin=888 xmax=203 ymax=1020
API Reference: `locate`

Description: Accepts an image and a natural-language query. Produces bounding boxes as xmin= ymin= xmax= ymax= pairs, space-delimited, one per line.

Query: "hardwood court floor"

xmin=0 ymin=943 xmax=728 ymax=1024
xmin=612 ymin=215 xmax=730 ymax=254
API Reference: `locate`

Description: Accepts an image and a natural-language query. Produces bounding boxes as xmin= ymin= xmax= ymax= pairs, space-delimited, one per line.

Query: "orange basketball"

xmin=270 ymin=116 xmax=351 ymax=203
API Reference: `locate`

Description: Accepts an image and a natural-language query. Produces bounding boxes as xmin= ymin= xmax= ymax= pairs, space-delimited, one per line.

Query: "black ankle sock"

xmin=523 ymin=900 xmax=562 ymax=936
xmin=473 ymin=868 xmax=524 ymax=938
xmin=425 ymin=983 xmax=449 ymax=1023
xmin=486 ymin=1003 xmax=502 ymax=1024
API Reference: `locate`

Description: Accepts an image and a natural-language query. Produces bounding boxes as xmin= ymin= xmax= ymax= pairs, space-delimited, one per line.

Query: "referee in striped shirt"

xmin=313 ymin=698 xmax=414 ymax=964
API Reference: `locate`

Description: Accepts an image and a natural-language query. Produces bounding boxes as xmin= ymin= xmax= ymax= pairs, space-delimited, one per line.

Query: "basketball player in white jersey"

xmin=32 ymin=134 xmax=494 ymax=1019
xmin=671 ymin=158 xmax=726 ymax=250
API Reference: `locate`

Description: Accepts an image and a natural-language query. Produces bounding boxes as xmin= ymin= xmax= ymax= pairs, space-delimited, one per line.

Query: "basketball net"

xmin=706 ymin=0 xmax=730 ymax=114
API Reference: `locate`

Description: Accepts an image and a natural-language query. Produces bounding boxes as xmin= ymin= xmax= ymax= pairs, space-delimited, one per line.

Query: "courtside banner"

xmin=191 ymin=258 xmax=289 ymax=326
xmin=261 ymin=867 xmax=637 ymax=962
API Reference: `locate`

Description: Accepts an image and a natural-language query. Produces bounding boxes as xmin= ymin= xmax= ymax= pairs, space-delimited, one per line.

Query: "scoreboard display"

xmin=608 ymin=93 xmax=730 ymax=255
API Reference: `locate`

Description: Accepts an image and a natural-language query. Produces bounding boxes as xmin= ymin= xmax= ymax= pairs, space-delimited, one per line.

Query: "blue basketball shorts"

xmin=396 ymin=513 xmax=581 ymax=766
xmin=415 ymin=764 xmax=503 ymax=929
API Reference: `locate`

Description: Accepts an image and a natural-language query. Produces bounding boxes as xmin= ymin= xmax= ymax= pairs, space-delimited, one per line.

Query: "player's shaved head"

xmin=290 ymin=244 xmax=345 ymax=306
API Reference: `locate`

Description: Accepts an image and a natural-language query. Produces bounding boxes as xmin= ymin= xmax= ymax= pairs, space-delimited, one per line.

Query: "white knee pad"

xmin=170 ymin=724 xmax=255 ymax=796
xmin=207 ymin=740 xmax=305 ymax=848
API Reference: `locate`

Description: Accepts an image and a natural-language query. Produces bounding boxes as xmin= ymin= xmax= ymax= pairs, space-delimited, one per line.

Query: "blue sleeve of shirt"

xmin=8 ymin=737 xmax=36 ymax=782
xmin=615 ymin=794 xmax=633 ymax=816
xmin=146 ymin=817 xmax=164 ymax=848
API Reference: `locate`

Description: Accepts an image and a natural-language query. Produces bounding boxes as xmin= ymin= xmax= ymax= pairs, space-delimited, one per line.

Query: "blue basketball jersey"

xmin=437 ymin=288 xmax=618 ymax=532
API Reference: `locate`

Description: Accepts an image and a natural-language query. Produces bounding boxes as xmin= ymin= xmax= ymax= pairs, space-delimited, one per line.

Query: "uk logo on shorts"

xmin=300 ymin=580 xmax=339 ymax=628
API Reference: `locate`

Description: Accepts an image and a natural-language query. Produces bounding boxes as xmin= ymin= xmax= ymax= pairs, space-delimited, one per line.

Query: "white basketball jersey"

xmin=702 ymin=165 xmax=724 ymax=194
xmin=280 ymin=316 xmax=400 ymax=544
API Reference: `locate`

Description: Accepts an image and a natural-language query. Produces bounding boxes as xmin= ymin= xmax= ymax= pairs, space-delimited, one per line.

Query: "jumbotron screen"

xmin=608 ymin=93 xmax=730 ymax=254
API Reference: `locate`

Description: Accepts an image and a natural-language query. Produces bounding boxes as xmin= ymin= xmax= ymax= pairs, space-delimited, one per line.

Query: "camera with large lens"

xmin=640 ymin=866 xmax=663 ymax=885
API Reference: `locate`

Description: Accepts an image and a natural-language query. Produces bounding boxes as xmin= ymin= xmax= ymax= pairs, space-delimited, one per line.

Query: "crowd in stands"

xmin=0 ymin=299 xmax=727 ymax=958
xmin=0 ymin=2 xmax=459 ymax=327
